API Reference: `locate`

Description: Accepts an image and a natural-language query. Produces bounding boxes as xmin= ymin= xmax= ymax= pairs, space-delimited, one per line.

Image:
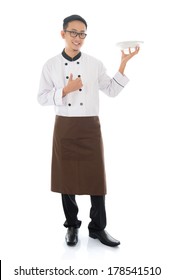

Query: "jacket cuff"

xmin=113 ymin=72 xmax=129 ymax=88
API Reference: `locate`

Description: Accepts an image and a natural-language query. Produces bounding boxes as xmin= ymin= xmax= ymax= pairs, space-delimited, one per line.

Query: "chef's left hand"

xmin=121 ymin=46 xmax=140 ymax=64
xmin=118 ymin=46 xmax=140 ymax=74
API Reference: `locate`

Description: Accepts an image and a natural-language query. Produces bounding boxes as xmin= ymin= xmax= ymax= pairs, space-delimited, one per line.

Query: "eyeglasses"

xmin=64 ymin=30 xmax=87 ymax=39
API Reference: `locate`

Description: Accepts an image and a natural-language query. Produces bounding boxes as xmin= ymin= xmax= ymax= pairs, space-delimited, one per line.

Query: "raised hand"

xmin=121 ymin=46 xmax=140 ymax=64
xmin=119 ymin=46 xmax=140 ymax=74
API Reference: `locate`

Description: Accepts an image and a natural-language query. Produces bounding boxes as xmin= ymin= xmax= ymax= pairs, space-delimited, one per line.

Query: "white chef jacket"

xmin=38 ymin=50 xmax=129 ymax=116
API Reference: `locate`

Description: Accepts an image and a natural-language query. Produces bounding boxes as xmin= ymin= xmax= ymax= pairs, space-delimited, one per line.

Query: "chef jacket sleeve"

xmin=98 ymin=62 xmax=129 ymax=97
xmin=37 ymin=63 xmax=63 ymax=106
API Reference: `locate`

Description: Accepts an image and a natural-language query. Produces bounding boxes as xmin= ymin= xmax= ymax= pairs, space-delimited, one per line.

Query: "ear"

xmin=61 ymin=30 xmax=65 ymax=39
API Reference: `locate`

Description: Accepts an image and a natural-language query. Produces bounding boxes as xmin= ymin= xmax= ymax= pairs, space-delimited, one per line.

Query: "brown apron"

xmin=51 ymin=116 xmax=107 ymax=195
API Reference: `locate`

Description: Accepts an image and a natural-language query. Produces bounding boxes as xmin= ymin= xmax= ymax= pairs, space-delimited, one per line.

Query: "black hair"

xmin=63 ymin=14 xmax=87 ymax=30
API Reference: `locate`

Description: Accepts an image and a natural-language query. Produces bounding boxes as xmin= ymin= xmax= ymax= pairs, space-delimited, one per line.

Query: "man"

xmin=38 ymin=15 xmax=139 ymax=247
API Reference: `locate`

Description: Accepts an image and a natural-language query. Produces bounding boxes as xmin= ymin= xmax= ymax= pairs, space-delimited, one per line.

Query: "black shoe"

xmin=65 ymin=227 xmax=78 ymax=246
xmin=89 ymin=230 xmax=120 ymax=247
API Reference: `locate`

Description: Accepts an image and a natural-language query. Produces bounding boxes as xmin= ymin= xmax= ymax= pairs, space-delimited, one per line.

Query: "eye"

xmin=71 ymin=31 xmax=77 ymax=37
xmin=79 ymin=33 xmax=87 ymax=39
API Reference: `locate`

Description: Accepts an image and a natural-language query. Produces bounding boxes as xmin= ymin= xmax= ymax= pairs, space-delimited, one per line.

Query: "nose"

xmin=73 ymin=36 xmax=81 ymax=42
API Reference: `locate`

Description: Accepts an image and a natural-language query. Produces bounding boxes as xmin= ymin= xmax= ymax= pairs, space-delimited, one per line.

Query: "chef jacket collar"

xmin=62 ymin=49 xmax=81 ymax=61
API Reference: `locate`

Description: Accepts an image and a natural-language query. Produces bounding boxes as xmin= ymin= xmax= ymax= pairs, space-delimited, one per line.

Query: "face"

xmin=61 ymin=20 xmax=87 ymax=55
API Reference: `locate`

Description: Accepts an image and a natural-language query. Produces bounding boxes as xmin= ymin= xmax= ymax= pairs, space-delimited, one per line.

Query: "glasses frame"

xmin=64 ymin=30 xmax=87 ymax=39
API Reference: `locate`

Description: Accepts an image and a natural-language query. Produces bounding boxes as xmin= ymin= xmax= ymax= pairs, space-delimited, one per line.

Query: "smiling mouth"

xmin=72 ymin=42 xmax=80 ymax=46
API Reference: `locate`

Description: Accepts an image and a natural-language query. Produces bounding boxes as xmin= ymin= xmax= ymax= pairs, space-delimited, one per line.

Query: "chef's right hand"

xmin=62 ymin=73 xmax=83 ymax=97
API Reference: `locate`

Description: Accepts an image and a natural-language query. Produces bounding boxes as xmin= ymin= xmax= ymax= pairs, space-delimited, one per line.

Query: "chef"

xmin=38 ymin=14 xmax=140 ymax=247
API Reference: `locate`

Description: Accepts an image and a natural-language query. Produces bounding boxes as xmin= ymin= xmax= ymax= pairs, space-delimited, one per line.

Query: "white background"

xmin=0 ymin=0 xmax=174 ymax=279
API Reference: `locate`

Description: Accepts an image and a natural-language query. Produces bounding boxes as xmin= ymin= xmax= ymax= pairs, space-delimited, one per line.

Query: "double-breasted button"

xmin=66 ymin=76 xmax=69 ymax=79
xmin=79 ymin=89 xmax=82 ymax=92
xmin=65 ymin=63 xmax=68 ymax=66
xmin=68 ymin=103 xmax=71 ymax=106
xmin=80 ymin=102 xmax=83 ymax=106
xmin=77 ymin=61 xmax=80 ymax=64
xmin=78 ymin=75 xmax=81 ymax=78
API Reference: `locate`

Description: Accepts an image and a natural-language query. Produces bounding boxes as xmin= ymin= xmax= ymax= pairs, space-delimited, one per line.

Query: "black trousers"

xmin=61 ymin=194 xmax=107 ymax=231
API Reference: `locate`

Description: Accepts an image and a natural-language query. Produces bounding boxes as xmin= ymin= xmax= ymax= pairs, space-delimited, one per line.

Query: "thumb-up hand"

xmin=63 ymin=73 xmax=83 ymax=96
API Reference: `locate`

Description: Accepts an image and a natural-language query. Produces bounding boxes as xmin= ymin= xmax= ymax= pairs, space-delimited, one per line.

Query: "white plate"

xmin=116 ymin=41 xmax=144 ymax=49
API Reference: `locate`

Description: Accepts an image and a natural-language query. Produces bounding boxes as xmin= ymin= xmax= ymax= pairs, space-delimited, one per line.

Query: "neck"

xmin=65 ymin=48 xmax=80 ymax=58
xmin=62 ymin=49 xmax=81 ymax=62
